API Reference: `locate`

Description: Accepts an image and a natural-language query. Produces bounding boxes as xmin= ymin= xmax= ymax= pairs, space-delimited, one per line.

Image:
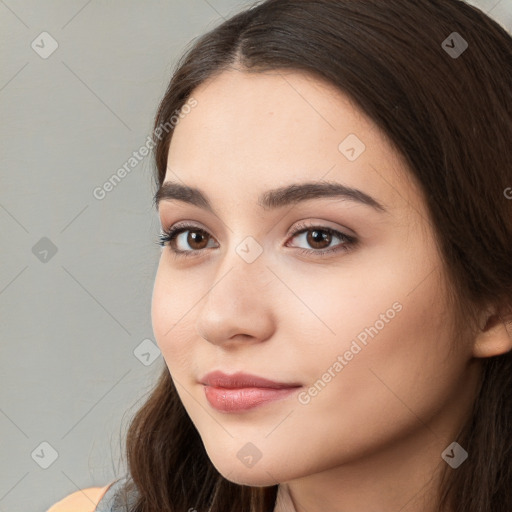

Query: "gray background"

xmin=0 ymin=1 xmax=510 ymax=511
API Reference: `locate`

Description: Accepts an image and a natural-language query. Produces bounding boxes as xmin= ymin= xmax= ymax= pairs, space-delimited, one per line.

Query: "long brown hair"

xmin=117 ymin=1 xmax=512 ymax=510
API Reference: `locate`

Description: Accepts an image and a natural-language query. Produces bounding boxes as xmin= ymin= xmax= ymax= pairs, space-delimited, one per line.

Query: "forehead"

xmin=165 ymin=68 xmax=422 ymax=218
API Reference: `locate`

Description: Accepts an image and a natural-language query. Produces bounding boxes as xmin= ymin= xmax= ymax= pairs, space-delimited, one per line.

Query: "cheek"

xmin=151 ymin=262 xmax=196 ymax=373
xmin=291 ymin=261 xmax=457 ymax=420
xmin=281 ymin=295 xmax=459 ymax=475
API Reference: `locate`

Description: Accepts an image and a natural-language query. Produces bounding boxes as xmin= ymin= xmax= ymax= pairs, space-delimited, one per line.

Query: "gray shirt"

xmin=95 ymin=475 xmax=282 ymax=511
xmin=95 ymin=475 xmax=138 ymax=512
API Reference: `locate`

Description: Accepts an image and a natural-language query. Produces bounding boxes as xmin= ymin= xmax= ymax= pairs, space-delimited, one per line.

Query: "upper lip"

xmin=200 ymin=371 xmax=301 ymax=389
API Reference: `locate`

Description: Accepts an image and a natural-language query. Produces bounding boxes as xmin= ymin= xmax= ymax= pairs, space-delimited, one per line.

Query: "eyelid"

xmin=288 ymin=218 xmax=357 ymax=238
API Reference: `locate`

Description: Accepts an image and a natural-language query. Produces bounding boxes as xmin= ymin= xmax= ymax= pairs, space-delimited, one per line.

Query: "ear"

xmin=472 ymin=303 xmax=512 ymax=358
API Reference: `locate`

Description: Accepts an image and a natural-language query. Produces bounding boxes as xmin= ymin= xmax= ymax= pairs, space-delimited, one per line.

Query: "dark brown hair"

xmin=117 ymin=1 xmax=512 ymax=510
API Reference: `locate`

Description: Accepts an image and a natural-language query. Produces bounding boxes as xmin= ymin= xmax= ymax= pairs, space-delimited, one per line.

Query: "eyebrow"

xmin=153 ymin=180 xmax=387 ymax=213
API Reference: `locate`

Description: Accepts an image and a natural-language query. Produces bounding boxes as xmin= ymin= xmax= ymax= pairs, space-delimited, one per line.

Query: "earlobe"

xmin=472 ymin=307 xmax=512 ymax=359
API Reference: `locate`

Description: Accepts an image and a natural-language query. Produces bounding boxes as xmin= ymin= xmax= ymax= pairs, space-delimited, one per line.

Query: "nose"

xmin=195 ymin=251 xmax=276 ymax=348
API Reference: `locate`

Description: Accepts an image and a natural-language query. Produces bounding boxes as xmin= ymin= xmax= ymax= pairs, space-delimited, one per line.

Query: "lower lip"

xmin=203 ymin=385 xmax=300 ymax=412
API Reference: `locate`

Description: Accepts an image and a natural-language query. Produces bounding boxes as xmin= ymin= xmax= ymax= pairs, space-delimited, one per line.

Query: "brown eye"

xmin=305 ymin=229 xmax=333 ymax=250
xmin=158 ymin=225 xmax=218 ymax=256
xmin=170 ymin=228 xmax=215 ymax=252
xmin=183 ymin=230 xmax=210 ymax=250
xmin=286 ymin=223 xmax=357 ymax=257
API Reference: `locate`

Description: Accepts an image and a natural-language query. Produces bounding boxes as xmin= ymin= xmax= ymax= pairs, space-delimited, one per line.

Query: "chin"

xmin=221 ymin=468 xmax=280 ymax=487
xmin=206 ymin=451 xmax=283 ymax=487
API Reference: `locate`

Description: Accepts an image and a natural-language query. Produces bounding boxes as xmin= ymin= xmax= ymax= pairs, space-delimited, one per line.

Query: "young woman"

xmin=48 ymin=0 xmax=512 ymax=511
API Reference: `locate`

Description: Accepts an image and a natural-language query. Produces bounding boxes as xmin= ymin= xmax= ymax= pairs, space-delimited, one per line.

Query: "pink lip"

xmin=200 ymin=371 xmax=302 ymax=412
xmin=200 ymin=370 xmax=301 ymax=389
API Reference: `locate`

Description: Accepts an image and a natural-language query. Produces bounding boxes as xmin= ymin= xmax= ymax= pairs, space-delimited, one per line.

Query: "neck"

xmin=272 ymin=425 xmax=459 ymax=512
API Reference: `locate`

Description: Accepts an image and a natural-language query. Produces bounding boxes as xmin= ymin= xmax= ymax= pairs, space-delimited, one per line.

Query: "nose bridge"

xmin=210 ymin=236 xmax=273 ymax=311
xmin=214 ymin=228 xmax=272 ymax=292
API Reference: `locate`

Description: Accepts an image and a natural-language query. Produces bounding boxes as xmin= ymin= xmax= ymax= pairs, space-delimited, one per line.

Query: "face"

xmin=151 ymin=69 xmax=480 ymax=487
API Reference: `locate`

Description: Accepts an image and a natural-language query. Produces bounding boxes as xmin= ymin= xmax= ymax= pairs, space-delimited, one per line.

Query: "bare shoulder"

xmin=46 ymin=483 xmax=114 ymax=512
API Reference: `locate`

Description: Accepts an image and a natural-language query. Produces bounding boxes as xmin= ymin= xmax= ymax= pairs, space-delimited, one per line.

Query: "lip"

xmin=200 ymin=370 xmax=301 ymax=389
xmin=200 ymin=371 xmax=302 ymax=412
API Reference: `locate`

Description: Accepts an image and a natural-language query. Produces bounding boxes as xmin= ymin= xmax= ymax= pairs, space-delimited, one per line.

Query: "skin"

xmin=151 ymin=68 xmax=512 ymax=512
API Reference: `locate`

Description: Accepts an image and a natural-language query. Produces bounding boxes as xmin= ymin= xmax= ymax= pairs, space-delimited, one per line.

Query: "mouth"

xmin=200 ymin=371 xmax=302 ymax=413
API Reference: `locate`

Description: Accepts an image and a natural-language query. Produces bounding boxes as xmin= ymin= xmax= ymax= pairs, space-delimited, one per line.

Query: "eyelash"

xmin=156 ymin=221 xmax=357 ymax=259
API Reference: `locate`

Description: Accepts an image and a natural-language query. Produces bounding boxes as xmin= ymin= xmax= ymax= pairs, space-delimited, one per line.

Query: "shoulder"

xmin=46 ymin=483 xmax=114 ymax=512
